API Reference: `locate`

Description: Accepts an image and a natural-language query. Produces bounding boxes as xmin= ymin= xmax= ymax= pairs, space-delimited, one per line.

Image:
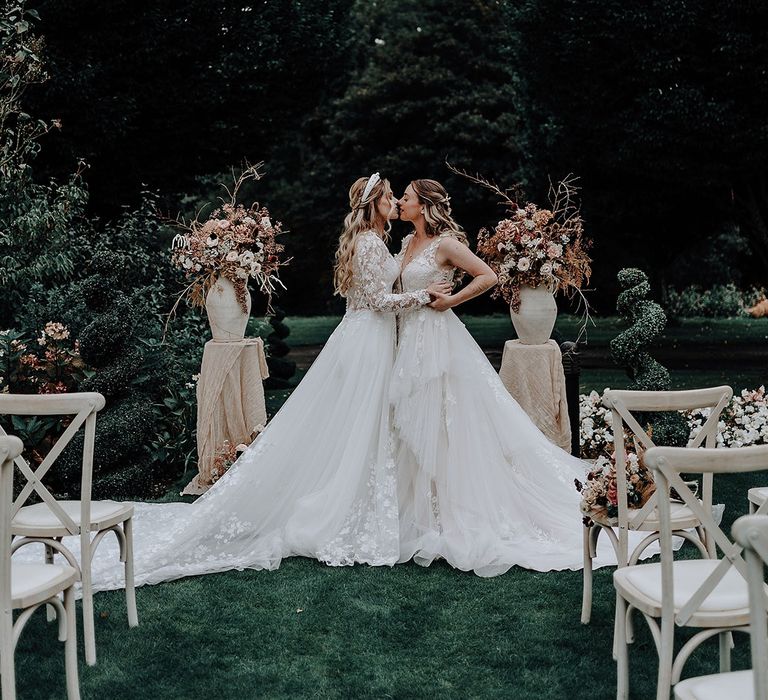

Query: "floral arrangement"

xmin=210 ymin=440 xmax=248 ymax=484
xmin=170 ymin=163 xmax=287 ymax=315
xmin=575 ymin=446 xmax=656 ymax=526
xmin=579 ymin=386 xmax=768 ymax=455
xmin=209 ymin=423 xmax=265 ymax=483
xmin=448 ymin=165 xmax=592 ymax=313
xmin=576 ymin=386 xmax=768 ymax=524
xmin=0 ymin=323 xmax=86 ymax=395
xmin=688 ymin=386 xmax=768 ymax=448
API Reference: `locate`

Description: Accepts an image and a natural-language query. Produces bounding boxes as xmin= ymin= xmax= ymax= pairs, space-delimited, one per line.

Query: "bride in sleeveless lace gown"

xmin=392 ymin=179 xmax=614 ymax=576
xmin=14 ymin=174 xmax=450 ymax=591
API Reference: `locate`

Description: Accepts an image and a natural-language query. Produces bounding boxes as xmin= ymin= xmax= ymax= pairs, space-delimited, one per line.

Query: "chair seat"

xmin=594 ymin=501 xmax=701 ymax=529
xmin=13 ymin=499 xmax=134 ymax=536
xmin=12 ymin=562 xmax=77 ymax=609
xmin=632 ymin=502 xmax=702 ymax=529
xmin=674 ymin=669 xmax=753 ymax=700
xmin=748 ymin=487 xmax=768 ymax=506
xmin=614 ymin=559 xmax=751 ymax=625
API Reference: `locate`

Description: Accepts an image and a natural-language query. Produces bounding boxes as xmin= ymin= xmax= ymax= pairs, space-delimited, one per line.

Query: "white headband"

xmin=361 ymin=172 xmax=381 ymax=203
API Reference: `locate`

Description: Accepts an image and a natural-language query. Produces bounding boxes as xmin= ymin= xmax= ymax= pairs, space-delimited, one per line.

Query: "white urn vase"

xmin=510 ymin=284 xmax=557 ymax=345
xmin=205 ymin=276 xmax=251 ymax=342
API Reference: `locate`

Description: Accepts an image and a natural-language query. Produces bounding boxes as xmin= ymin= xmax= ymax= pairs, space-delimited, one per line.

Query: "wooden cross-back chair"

xmin=581 ymin=386 xmax=733 ymax=625
xmin=615 ymin=444 xmax=768 ymax=700
xmin=0 ymin=393 xmax=137 ymax=666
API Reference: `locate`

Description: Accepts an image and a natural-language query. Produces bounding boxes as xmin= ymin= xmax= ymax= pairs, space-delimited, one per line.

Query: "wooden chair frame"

xmin=0 ymin=435 xmax=79 ymax=699
xmin=0 ymin=393 xmax=137 ymax=666
xmin=615 ymin=444 xmax=768 ymax=700
xmin=581 ymin=386 xmax=733 ymax=625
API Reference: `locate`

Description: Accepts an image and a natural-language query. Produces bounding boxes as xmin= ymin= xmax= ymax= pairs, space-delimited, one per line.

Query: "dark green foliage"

xmin=611 ymin=269 xmax=670 ymax=390
xmin=508 ymin=0 xmax=768 ymax=309
xmin=611 ymin=268 xmax=689 ymax=446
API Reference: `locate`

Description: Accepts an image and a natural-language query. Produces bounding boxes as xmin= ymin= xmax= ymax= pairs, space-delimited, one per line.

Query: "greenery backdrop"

xmin=20 ymin=0 xmax=768 ymax=314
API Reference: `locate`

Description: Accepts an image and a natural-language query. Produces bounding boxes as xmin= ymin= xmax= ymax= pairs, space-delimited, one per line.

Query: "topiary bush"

xmin=263 ymin=306 xmax=296 ymax=390
xmin=610 ymin=268 xmax=689 ymax=446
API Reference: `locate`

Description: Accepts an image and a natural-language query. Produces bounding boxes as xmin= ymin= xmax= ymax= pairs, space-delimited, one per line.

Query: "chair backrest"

xmin=0 ymin=436 xmax=24 ymax=618
xmin=0 ymin=393 xmax=106 ymax=535
xmin=602 ymin=386 xmax=732 ymax=532
xmin=645 ymin=444 xmax=768 ymax=629
xmin=732 ymin=514 xmax=768 ymax=700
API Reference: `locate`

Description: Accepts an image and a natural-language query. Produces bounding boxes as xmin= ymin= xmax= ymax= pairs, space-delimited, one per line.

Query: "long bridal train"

xmin=392 ymin=233 xmax=640 ymax=576
xmin=14 ymin=231 xmax=433 ymax=591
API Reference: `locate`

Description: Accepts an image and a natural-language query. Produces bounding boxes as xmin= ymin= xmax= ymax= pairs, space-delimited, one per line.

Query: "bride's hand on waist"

xmin=427 ymin=291 xmax=454 ymax=311
xmin=427 ymin=281 xmax=452 ymax=298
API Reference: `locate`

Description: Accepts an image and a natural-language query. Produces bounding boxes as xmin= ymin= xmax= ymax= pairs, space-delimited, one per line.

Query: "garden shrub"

xmin=610 ymin=268 xmax=689 ymax=446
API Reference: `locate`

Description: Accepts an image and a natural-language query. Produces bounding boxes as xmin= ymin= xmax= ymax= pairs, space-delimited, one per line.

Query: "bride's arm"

xmin=356 ymin=234 xmax=439 ymax=312
xmin=430 ymin=238 xmax=497 ymax=311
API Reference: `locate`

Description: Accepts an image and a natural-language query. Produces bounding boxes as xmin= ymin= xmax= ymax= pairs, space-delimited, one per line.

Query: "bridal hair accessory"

xmin=361 ymin=172 xmax=381 ymax=203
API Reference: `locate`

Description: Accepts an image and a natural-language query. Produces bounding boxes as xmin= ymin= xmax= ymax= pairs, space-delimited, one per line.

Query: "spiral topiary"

xmin=610 ymin=268 xmax=689 ymax=446
xmin=263 ymin=305 xmax=297 ymax=390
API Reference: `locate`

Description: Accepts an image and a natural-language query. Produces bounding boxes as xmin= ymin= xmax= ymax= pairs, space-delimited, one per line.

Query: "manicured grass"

xmin=272 ymin=313 xmax=768 ymax=350
xmin=580 ymin=368 xmax=767 ymax=395
xmin=461 ymin=314 xmax=768 ymax=349
xmin=16 ymin=315 xmax=764 ymax=698
xmin=17 ymin=466 xmax=767 ymax=699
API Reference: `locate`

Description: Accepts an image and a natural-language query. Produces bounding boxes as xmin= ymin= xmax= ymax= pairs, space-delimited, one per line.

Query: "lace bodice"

xmin=396 ymin=233 xmax=456 ymax=292
xmin=346 ymin=231 xmax=431 ymax=312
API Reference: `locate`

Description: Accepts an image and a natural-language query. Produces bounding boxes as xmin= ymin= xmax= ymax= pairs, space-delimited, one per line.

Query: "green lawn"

xmin=18 ymin=467 xmax=767 ymax=699
xmin=268 ymin=314 xmax=768 ymax=350
xmin=17 ymin=314 xmax=767 ymax=698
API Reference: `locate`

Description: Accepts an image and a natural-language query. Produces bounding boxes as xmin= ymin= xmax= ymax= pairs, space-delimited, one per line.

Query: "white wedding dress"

xmin=14 ymin=231 xmax=433 ymax=590
xmin=392 ymin=233 xmax=610 ymax=576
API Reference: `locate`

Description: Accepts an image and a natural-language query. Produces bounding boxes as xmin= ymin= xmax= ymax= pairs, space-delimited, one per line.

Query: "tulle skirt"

xmin=391 ymin=307 xmax=618 ymax=576
xmin=15 ymin=310 xmax=403 ymax=591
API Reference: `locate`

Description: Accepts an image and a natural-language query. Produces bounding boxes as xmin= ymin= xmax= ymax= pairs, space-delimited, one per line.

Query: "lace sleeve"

xmin=355 ymin=234 xmax=431 ymax=312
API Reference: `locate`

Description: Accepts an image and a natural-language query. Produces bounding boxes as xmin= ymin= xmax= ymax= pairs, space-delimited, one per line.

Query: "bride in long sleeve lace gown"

xmin=16 ymin=174 xmax=450 ymax=590
xmin=392 ymin=179 xmax=614 ymax=576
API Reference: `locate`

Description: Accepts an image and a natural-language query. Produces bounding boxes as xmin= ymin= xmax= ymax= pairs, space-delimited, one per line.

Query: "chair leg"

xmin=581 ymin=525 xmax=593 ymax=624
xmin=615 ymin=592 xmax=629 ymax=699
xmin=656 ymin=616 xmax=674 ymax=700
xmin=45 ymin=543 xmax=56 ymax=623
xmin=124 ymin=518 xmax=138 ymax=628
xmin=63 ymin=587 xmax=80 ymax=700
xmin=719 ymin=631 xmax=732 ymax=673
xmin=1 ymin=608 xmax=16 ymax=700
xmin=81 ymin=556 xmax=97 ymax=666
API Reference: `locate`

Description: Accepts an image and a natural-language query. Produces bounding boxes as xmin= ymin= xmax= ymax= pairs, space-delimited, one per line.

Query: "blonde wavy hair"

xmin=410 ymin=179 xmax=469 ymax=247
xmin=333 ymin=175 xmax=392 ymax=296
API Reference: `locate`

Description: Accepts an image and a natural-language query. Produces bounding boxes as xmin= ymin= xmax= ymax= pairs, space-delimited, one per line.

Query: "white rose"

xmin=235 ymin=268 xmax=248 ymax=279
xmin=240 ymin=251 xmax=255 ymax=265
xmin=206 ymin=236 xmax=218 ymax=247
xmin=183 ymin=258 xmax=194 ymax=269
xmin=540 ymin=262 xmax=553 ymax=276
xmin=260 ymin=216 xmax=272 ymax=229
xmin=517 ymin=257 xmax=531 ymax=271
xmin=226 ymin=251 xmax=239 ymax=262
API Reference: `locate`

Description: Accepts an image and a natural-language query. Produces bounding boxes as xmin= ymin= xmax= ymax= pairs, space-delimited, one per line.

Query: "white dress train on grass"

xmin=15 ymin=231 xmax=432 ymax=591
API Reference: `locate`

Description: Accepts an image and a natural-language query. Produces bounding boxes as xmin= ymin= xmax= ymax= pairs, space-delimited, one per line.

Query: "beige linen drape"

xmin=182 ymin=338 xmax=269 ymax=495
xmin=498 ymin=339 xmax=571 ymax=452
